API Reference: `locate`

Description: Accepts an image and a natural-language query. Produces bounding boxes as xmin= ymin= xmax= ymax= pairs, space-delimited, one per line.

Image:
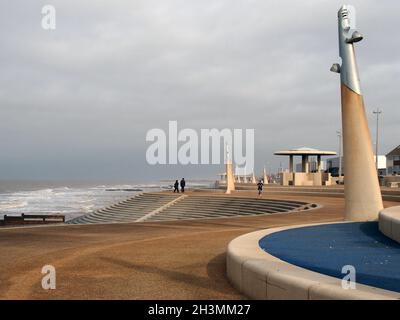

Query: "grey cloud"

xmin=0 ymin=0 xmax=399 ymax=181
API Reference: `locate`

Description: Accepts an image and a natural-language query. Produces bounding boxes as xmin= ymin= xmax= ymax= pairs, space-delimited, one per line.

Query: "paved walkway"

xmin=0 ymin=191 xmax=395 ymax=299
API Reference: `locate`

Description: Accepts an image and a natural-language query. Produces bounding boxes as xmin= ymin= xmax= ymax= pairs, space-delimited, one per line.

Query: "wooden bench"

xmin=0 ymin=214 xmax=65 ymax=226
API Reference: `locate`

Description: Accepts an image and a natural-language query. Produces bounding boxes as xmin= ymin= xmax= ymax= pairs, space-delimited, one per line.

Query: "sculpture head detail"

xmin=331 ymin=5 xmax=364 ymax=95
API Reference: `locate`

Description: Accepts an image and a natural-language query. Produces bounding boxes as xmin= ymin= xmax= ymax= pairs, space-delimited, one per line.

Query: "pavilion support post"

xmin=305 ymin=156 xmax=309 ymax=173
xmin=317 ymin=155 xmax=322 ymax=172
xmin=302 ymin=155 xmax=309 ymax=173
xmin=289 ymin=155 xmax=294 ymax=173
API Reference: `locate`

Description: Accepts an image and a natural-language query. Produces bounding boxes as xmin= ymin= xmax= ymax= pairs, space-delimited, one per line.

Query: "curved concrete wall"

xmin=379 ymin=206 xmax=400 ymax=243
xmin=227 ymin=224 xmax=400 ymax=300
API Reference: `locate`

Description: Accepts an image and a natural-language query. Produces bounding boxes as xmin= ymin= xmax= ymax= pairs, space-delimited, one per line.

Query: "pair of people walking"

xmin=173 ymin=178 xmax=186 ymax=193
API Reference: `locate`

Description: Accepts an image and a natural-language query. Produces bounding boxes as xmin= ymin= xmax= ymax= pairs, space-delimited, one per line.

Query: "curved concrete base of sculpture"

xmin=227 ymin=223 xmax=400 ymax=300
xmin=379 ymin=206 xmax=400 ymax=243
xmin=341 ymin=84 xmax=383 ymax=221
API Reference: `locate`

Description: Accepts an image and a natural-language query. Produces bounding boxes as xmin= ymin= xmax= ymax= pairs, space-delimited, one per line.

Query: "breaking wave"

xmin=0 ymin=184 xmax=163 ymax=221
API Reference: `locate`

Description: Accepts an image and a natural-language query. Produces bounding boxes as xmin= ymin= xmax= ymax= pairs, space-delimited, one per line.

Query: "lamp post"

xmin=373 ymin=108 xmax=382 ymax=174
xmin=336 ymin=130 xmax=342 ymax=179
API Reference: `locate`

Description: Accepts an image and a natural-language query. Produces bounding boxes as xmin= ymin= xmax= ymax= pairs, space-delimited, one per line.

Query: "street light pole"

xmin=336 ymin=130 xmax=342 ymax=179
xmin=373 ymin=108 xmax=382 ymax=174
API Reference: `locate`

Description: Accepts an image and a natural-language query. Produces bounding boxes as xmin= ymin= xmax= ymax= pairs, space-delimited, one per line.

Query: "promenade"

xmin=0 ymin=191 xmax=397 ymax=299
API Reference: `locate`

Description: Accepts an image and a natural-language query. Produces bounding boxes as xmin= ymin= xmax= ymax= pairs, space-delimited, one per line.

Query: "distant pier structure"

xmin=218 ymin=171 xmax=258 ymax=185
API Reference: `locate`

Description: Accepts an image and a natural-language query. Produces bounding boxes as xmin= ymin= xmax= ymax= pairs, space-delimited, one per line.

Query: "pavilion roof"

xmin=274 ymin=147 xmax=336 ymax=156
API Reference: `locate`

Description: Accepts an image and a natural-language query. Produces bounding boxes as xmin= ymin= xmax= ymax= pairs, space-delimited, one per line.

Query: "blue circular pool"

xmin=259 ymin=222 xmax=400 ymax=293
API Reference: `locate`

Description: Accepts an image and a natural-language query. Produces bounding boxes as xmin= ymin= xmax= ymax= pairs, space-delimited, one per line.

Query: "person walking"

xmin=180 ymin=178 xmax=186 ymax=193
xmin=257 ymin=179 xmax=263 ymax=197
xmin=173 ymin=180 xmax=179 ymax=193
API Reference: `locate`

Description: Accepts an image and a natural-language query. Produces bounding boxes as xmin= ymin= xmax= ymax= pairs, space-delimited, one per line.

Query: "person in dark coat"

xmin=180 ymin=178 xmax=186 ymax=193
xmin=173 ymin=180 xmax=179 ymax=193
xmin=257 ymin=179 xmax=263 ymax=196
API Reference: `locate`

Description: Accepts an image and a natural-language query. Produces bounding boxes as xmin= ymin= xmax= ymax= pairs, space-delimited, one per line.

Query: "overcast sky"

xmin=0 ymin=0 xmax=399 ymax=182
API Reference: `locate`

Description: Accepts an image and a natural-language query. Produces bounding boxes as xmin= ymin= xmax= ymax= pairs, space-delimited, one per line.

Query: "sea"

xmin=0 ymin=180 xmax=214 ymax=222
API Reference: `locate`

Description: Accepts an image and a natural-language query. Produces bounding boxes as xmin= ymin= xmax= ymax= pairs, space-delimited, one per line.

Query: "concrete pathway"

xmin=0 ymin=192 xmax=394 ymax=299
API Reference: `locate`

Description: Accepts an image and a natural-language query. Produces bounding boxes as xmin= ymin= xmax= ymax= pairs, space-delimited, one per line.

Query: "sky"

xmin=0 ymin=0 xmax=399 ymax=182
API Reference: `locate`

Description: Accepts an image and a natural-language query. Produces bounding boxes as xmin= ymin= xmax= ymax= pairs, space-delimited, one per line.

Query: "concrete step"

xmin=164 ymin=202 xmax=296 ymax=212
xmin=168 ymin=202 xmax=298 ymax=211
xmin=67 ymin=192 xmax=308 ymax=225
xmin=89 ymin=211 xmax=145 ymax=220
xmin=67 ymin=192 xmax=183 ymax=224
xmin=159 ymin=206 xmax=279 ymax=215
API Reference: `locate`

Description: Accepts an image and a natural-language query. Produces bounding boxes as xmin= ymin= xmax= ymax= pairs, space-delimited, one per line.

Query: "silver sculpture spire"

xmin=331 ymin=5 xmax=364 ymax=95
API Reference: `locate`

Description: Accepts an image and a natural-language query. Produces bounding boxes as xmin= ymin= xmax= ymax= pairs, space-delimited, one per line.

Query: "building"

xmin=386 ymin=146 xmax=400 ymax=175
xmin=327 ymin=155 xmax=387 ymax=176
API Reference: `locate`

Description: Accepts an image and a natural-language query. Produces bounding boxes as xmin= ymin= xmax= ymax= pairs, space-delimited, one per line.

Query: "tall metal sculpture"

xmin=331 ymin=5 xmax=383 ymax=220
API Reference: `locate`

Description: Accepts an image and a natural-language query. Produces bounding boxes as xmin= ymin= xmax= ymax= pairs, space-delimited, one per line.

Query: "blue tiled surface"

xmin=259 ymin=222 xmax=400 ymax=293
